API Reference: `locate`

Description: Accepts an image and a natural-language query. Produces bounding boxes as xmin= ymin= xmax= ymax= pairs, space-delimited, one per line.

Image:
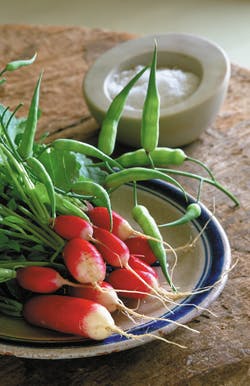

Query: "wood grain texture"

xmin=0 ymin=24 xmax=249 ymax=386
xmin=0 ymin=24 xmax=135 ymax=142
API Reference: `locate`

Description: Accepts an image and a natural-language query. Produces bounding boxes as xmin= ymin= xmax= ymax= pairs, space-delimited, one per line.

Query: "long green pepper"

xmin=4 ymin=53 xmax=37 ymax=73
xmin=18 ymin=72 xmax=42 ymax=160
xmin=141 ymin=44 xmax=160 ymax=153
xmin=116 ymin=147 xmax=186 ymax=167
xmin=158 ymin=203 xmax=202 ymax=228
xmin=0 ymin=53 xmax=37 ymax=77
xmin=105 ymin=166 xmax=186 ymax=196
xmin=98 ymin=66 xmax=148 ymax=156
xmin=132 ymin=204 xmax=176 ymax=291
xmin=51 ymin=139 xmax=122 ymax=169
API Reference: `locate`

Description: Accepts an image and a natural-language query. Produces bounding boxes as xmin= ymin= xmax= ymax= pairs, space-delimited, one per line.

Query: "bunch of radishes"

xmin=17 ymin=208 xmax=170 ymax=341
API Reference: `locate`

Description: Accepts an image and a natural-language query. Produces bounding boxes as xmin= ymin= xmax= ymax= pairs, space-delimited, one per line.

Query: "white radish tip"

xmin=82 ymin=305 xmax=116 ymax=340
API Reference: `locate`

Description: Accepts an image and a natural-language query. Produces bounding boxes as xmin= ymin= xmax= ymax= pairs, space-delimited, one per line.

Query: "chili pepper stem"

xmin=133 ymin=182 xmax=138 ymax=207
xmin=157 ymin=168 xmax=239 ymax=206
xmin=147 ymin=151 xmax=156 ymax=169
xmin=186 ymin=156 xmax=216 ymax=180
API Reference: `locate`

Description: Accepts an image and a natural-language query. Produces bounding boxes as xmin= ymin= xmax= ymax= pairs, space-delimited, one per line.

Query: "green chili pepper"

xmin=5 ymin=53 xmax=37 ymax=72
xmin=158 ymin=203 xmax=202 ymax=228
xmin=132 ymin=204 xmax=176 ymax=290
xmin=116 ymin=147 xmax=186 ymax=167
xmin=115 ymin=148 xmax=216 ymax=179
xmin=26 ymin=157 xmax=56 ymax=219
xmin=18 ymin=72 xmax=42 ymax=160
xmin=51 ymin=139 xmax=122 ymax=169
xmin=141 ymin=43 xmax=160 ymax=153
xmin=0 ymin=53 xmax=37 ymax=78
xmin=71 ymin=180 xmax=113 ymax=229
xmin=104 ymin=166 xmax=186 ymax=196
xmin=98 ymin=66 xmax=148 ymax=156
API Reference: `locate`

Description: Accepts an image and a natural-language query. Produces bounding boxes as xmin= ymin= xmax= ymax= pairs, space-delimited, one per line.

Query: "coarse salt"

xmin=107 ymin=65 xmax=200 ymax=110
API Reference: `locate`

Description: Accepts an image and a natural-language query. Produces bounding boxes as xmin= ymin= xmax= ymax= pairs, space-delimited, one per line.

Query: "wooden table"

xmin=0 ymin=25 xmax=249 ymax=386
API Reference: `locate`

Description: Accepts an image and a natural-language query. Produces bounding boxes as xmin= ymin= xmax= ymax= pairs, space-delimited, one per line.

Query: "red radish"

xmin=63 ymin=238 xmax=106 ymax=284
xmin=88 ymin=207 xmax=134 ymax=240
xmin=23 ymin=294 xmax=186 ymax=346
xmin=16 ymin=266 xmax=73 ymax=293
xmin=91 ymin=227 xmax=169 ymax=305
xmin=128 ymin=255 xmax=158 ymax=278
xmin=69 ymin=281 xmax=175 ymax=325
xmin=70 ymin=281 xmax=119 ymax=313
xmin=108 ymin=268 xmax=159 ymax=299
xmin=125 ymin=236 xmax=157 ymax=265
xmin=53 ymin=215 xmax=93 ymax=240
xmin=69 ymin=281 xmax=174 ymax=327
xmin=89 ymin=208 xmax=171 ymax=251
xmin=92 ymin=228 xmax=163 ymax=302
xmin=23 ymin=295 xmax=116 ymax=340
xmin=93 ymin=227 xmax=130 ymax=267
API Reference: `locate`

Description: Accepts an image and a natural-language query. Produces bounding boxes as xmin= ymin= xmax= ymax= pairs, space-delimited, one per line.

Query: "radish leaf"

xmin=38 ymin=148 xmax=107 ymax=191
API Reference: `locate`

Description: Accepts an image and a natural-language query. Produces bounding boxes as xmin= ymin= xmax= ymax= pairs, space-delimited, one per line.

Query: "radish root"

xmin=109 ymin=325 xmax=187 ymax=349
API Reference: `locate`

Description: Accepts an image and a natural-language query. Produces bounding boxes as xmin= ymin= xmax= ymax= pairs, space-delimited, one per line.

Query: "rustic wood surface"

xmin=0 ymin=24 xmax=249 ymax=386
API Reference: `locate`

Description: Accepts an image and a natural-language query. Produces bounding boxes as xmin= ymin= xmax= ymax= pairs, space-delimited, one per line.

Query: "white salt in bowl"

xmin=83 ymin=33 xmax=230 ymax=148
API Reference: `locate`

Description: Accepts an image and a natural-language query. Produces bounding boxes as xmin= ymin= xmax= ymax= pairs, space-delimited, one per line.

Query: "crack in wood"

xmin=48 ymin=115 xmax=93 ymax=137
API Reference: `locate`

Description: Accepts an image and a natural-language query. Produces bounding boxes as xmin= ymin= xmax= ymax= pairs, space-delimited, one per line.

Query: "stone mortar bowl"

xmin=83 ymin=33 xmax=230 ymax=148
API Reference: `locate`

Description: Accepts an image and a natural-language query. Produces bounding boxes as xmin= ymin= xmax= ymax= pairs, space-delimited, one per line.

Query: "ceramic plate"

xmin=0 ymin=181 xmax=231 ymax=359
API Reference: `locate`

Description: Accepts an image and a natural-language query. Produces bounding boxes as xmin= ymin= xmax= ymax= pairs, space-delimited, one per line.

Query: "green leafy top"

xmin=38 ymin=148 xmax=107 ymax=192
xmin=0 ymin=104 xmax=26 ymax=145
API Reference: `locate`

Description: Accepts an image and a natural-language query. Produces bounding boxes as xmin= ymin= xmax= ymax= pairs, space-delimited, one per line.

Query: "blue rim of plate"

xmin=0 ymin=180 xmax=231 ymax=357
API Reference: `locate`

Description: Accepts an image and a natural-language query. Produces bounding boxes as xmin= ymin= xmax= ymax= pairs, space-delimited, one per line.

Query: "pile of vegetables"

xmin=0 ymin=48 xmax=238 ymax=342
